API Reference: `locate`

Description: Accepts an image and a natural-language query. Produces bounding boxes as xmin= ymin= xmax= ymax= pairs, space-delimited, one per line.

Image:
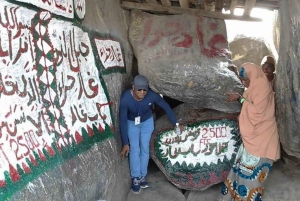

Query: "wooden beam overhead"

xmin=169 ymin=0 xmax=279 ymax=9
xmin=160 ymin=0 xmax=172 ymax=6
xmin=215 ymin=0 xmax=224 ymax=12
xmin=224 ymin=0 xmax=231 ymax=8
xmin=200 ymin=0 xmax=207 ymax=10
xmin=121 ymin=1 xmax=262 ymax=21
xmin=188 ymin=0 xmax=198 ymax=6
xmin=230 ymin=0 xmax=238 ymax=14
xmin=179 ymin=0 xmax=190 ymax=8
xmin=144 ymin=0 xmax=159 ymax=4
xmin=243 ymin=0 xmax=256 ymax=16
xmin=237 ymin=1 xmax=278 ymax=9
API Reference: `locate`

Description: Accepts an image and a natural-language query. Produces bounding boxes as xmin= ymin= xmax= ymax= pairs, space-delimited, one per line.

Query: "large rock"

xmin=229 ymin=36 xmax=274 ymax=68
xmin=150 ymin=104 xmax=241 ymax=190
xmin=129 ymin=10 xmax=243 ymax=113
xmin=226 ymin=11 xmax=278 ymax=68
xmin=276 ymin=0 xmax=300 ymax=159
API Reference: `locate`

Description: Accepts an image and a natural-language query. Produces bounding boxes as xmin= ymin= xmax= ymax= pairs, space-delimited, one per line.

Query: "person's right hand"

xmin=173 ymin=124 xmax=185 ymax=135
xmin=120 ymin=145 xmax=129 ymax=159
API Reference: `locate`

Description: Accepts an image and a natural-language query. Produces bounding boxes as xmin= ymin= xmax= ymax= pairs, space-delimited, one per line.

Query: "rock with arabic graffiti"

xmin=150 ymin=103 xmax=241 ymax=190
xmin=128 ymin=10 xmax=244 ymax=113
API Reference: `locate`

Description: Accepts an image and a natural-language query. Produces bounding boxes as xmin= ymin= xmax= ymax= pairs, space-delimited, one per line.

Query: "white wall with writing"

xmin=13 ymin=0 xmax=86 ymax=19
xmin=0 ymin=0 xmax=111 ymax=182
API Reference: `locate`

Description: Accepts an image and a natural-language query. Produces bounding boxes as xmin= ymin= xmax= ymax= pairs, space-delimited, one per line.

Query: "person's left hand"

xmin=225 ymin=93 xmax=240 ymax=103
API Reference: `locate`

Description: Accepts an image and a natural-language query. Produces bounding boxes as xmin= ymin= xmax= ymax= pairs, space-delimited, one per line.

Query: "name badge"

xmin=135 ymin=116 xmax=140 ymax=125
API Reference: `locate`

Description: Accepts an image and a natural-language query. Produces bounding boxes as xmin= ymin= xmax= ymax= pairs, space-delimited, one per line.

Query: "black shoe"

xmin=131 ymin=177 xmax=141 ymax=194
xmin=139 ymin=176 xmax=149 ymax=189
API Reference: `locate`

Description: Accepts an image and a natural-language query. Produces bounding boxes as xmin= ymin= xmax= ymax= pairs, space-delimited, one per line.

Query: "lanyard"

xmin=134 ymin=100 xmax=141 ymax=116
xmin=131 ymin=90 xmax=142 ymax=116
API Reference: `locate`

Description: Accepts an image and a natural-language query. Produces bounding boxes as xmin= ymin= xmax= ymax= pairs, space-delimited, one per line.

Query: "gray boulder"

xmin=229 ymin=36 xmax=275 ymax=68
xmin=129 ymin=10 xmax=243 ymax=113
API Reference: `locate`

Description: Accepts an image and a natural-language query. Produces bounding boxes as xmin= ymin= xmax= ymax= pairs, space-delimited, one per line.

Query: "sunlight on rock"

xmin=224 ymin=8 xmax=278 ymax=61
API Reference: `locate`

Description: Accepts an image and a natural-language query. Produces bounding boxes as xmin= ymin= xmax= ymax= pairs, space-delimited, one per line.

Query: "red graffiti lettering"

xmin=10 ymin=139 xmax=22 ymax=160
xmin=17 ymin=135 xmax=30 ymax=156
xmin=202 ymin=126 xmax=227 ymax=139
xmin=142 ymin=20 xmax=193 ymax=48
xmin=196 ymin=17 xmax=229 ymax=58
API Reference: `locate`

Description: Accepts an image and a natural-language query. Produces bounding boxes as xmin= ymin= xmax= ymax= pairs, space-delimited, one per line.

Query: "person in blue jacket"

xmin=119 ymin=75 xmax=180 ymax=194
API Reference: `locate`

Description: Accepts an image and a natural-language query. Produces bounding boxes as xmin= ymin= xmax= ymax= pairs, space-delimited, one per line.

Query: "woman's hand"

xmin=225 ymin=93 xmax=240 ymax=103
xmin=120 ymin=144 xmax=129 ymax=159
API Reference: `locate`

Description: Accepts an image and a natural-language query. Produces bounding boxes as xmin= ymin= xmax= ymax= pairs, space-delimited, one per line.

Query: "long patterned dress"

xmin=219 ymin=144 xmax=273 ymax=201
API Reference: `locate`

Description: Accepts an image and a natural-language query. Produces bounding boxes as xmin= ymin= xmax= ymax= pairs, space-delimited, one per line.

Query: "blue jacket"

xmin=119 ymin=89 xmax=177 ymax=146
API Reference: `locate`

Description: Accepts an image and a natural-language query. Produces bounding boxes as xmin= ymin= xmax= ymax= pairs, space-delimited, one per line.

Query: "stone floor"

xmin=126 ymin=158 xmax=300 ymax=201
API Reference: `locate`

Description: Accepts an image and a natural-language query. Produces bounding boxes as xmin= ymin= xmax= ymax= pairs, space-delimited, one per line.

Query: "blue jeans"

xmin=128 ymin=117 xmax=154 ymax=178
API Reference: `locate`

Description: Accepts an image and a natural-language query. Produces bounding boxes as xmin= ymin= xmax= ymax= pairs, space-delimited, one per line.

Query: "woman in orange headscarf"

xmin=220 ymin=62 xmax=280 ymax=201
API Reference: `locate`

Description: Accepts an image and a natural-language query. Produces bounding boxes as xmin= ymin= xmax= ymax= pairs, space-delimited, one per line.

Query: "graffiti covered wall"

xmin=0 ymin=0 xmax=125 ymax=199
xmin=14 ymin=0 xmax=86 ymax=19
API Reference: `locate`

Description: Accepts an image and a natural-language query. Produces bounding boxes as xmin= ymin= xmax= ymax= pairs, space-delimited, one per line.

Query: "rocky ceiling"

xmin=121 ymin=0 xmax=279 ymax=21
